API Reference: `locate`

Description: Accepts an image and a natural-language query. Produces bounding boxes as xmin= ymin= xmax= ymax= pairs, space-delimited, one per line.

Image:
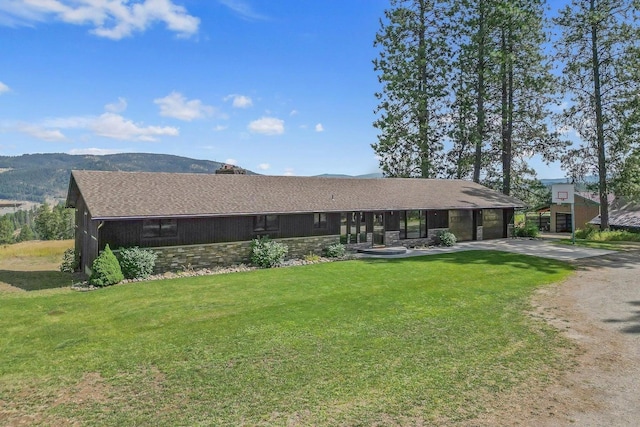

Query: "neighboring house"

xmin=589 ymin=198 xmax=640 ymax=232
xmin=550 ymin=192 xmax=602 ymax=233
xmin=66 ymin=170 xmax=525 ymax=274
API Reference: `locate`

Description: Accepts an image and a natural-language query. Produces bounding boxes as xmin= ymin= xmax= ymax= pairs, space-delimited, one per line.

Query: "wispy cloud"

xmin=154 ymin=91 xmax=215 ymax=121
xmin=225 ymin=94 xmax=253 ymax=108
xmin=17 ymin=124 xmax=66 ymax=142
xmin=0 ymin=0 xmax=200 ymax=39
xmin=218 ymin=0 xmax=268 ymax=21
xmin=283 ymin=167 xmax=294 ymax=176
xmin=225 ymin=158 xmax=238 ymax=165
xmin=0 ymin=81 xmax=9 ymax=94
xmin=257 ymin=163 xmax=270 ymax=170
xmin=105 ymin=97 xmax=128 ymax=113
xmin=315 ymin=123 xmax=324 ymax=132
xmin=91 ymin=112 xmax=178 ymax=141
xmin=248 ymin=117 xmax=284 ymax=135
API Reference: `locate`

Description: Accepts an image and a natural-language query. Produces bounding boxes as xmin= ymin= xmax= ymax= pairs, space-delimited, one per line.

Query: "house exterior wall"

xmin=550 ymin=196 xmax=599 ymax=233
xmin=149 ymin=235 xmax=340 ymax=273
xmin=73 ymin=195 xmax=99 ymax=275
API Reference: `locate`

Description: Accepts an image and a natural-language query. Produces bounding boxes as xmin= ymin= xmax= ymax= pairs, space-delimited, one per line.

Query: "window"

xmin=142 ymin=219 xmax=178 ymax=238
xmin=254 ymin=215 xmax=279 ymax=232
xmin=400 ymin=210 xmax=426 ymax=239
xmin=313 ymin=213 xmax=327 ymax=229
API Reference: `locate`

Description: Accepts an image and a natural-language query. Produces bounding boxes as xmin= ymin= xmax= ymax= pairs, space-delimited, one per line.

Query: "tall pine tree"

xmin=555 ymin=0 xmax=640 ymax=229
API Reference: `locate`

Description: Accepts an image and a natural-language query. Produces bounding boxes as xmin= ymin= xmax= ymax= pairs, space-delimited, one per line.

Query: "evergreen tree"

xmin=0 ymin=216 xmax=14 ymax=244
xmin=372 ymin=0 xmax=451 ymax=178
xmin=17 ymin=224 xmax=35 ymax=242
xmin=554 ymin=0 xmax=640 ymax=229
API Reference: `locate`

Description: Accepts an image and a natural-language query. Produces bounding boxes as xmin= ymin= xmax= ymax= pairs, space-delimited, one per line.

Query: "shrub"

xmin=117 ymin=246 xmax=158 ymax=280
xmin=89 ymin=244 xmax=124 ymax=287
xmin=325 ymin=242 xmax=346 ymax=258
xmin=59 ymin=248 xmax=78 ymax=273
xmin=251 ymin=237 xmax=288 ymax=268
xmin=303 ymin=253 xmax=322 ymax=263
xmin=575 ymin=225 xmax=598 ymax=240
xmin=436 ymin=230 xmax=457 ymax=247
xmin=514 ymin=223 xmax=540 ymax=238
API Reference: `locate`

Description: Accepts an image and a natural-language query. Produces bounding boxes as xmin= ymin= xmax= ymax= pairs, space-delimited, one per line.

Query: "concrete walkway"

xmin=356 ymin=238 xmax=617 ymax=262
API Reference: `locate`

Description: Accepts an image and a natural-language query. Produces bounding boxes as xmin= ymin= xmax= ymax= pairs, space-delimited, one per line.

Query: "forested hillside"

xmin=0 ymin=153 xmax=241 ymax=202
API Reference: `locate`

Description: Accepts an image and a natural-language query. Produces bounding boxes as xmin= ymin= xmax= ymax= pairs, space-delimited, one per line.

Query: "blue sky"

xmin=0 ymin=0 xmax=567 ymax=178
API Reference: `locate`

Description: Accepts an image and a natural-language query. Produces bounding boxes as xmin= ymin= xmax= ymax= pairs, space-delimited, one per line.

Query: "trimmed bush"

xmin=325 ymin=243 xmax=346 ymax=258
xmin=59 ymin=248 xmax=78 ymax=273
xmin=251 ymin=237 xmax=288 ymax=268
xmin=514 ymin=223 xmax=540 ymax=238
xmin=436 ymin=230 xmax=457 ymax=247
xmin=89 ymin=244 xmax=124 ymax=287
xmin=118 ymin=246 xmax=158 ymax=280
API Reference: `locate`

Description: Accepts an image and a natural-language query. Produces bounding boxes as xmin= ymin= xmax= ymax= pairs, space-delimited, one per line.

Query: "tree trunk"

xmin=501 ymin=26 xmax=514 ymax=196
xmin=473 ymin=0 xmax=486 ymax=183
xmin=590 ymin=0 xmax=609 ymax=229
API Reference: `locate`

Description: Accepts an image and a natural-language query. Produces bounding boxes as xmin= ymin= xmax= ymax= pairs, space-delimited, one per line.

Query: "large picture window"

xmin=254 ymin=215 xmax=279 ymax=232
xmin=142 ymin=218 xmax=178 ymax=238
xmin=400 ymin=210 xmax=426 ymax=239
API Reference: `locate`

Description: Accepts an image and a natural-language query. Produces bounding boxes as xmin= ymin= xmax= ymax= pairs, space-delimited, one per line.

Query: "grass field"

xmin=0 ymin=249 xmax=574 ymax=426
xmin=0 ymin=240 xmax=74 ymax=291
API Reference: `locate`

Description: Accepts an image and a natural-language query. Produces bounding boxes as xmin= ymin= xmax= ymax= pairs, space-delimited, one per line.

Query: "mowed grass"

xmin=0 ymin=251 xmax=573 ymax=426
xmin=0 ymin=240 xmax=74 ymax=291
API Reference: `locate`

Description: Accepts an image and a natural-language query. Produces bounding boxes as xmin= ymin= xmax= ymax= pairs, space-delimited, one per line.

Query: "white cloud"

xmin=213 ymin=124 xmax=228 ymax=132
xmin=218 ymin=0 xmax=268 ymax=20
xmin=17 ymin=124 xmax=66 ymax=142
xmin=68 ymin=147 xmax=127 ymax=155
xmin=225 ymin=94 xmax=253 ymax=108
xmin=283 ymin=167 xmax=294 ymax=176
xmin=257 ymin=163 xmax=270 ymax=171
xmin=225 ymin=158 xmax=238 ymax=165
xmin=0 ymin=81 xmax=9 ymax=94
xmin=289 ymin=110 xmax=298 ymax=116
xmin=91 ymin=112 xmax=179 ymax=141
xmin=315 ymin=123 xmax=324 ymax=132
xmin=0 ymin=0 xmax=200 ymax=39
xmin=154 ymin=91 xmax=215 ymax=121
xmin=248 ymin=117 xmax=284 ymax=135
xmin=105 ymin=97 xmax=127 ymax=113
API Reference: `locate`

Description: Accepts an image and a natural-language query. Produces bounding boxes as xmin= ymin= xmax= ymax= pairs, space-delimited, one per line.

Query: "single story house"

xmin=589 ymin=198 xmax=640 ymax=232
xmin=66 ymin=170 xmax=525 ymax=274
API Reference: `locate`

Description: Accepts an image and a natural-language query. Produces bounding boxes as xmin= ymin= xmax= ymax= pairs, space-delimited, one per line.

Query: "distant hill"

xmin=0 ymin=153 xmax=249 ymax=203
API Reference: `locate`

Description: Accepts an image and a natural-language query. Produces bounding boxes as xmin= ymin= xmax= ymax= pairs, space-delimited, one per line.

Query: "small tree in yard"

xmin=89 ymin=244 xmax=124 ymax=287
xmin=251 ymin=237 xmax=288 ymax=268
xmin=60 ymin=248 xmax=78 ymax=273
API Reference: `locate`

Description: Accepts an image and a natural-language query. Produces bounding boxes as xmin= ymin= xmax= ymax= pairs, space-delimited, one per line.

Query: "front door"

xmin=373 ymin=213 xmax=384 ymax=246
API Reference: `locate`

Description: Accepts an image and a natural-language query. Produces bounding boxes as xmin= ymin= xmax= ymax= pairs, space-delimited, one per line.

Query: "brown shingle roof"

xmin=67 ymin=170 xmax=525 ymax=220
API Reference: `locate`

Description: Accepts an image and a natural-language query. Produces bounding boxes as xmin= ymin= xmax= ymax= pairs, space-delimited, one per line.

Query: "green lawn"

xmin=0 ymin=251 xmax=574 ymax=426
xmin=554 ymin=238 xmax=640 ymax=251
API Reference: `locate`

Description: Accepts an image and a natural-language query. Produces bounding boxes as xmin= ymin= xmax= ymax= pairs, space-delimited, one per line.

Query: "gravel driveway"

xmin=468 ymin=249 xmax=640 ymax=426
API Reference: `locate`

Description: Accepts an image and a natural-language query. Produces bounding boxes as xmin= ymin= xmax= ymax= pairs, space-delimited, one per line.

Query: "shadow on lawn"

xmin=358 ymin=250 xmax=574 ymax=275
xmin=0 ymin=270 xmax=74 ymax=291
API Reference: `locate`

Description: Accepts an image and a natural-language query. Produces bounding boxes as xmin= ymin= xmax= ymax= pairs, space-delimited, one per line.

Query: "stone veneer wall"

xmin=150 ymin=235 xmax=340 ymax=273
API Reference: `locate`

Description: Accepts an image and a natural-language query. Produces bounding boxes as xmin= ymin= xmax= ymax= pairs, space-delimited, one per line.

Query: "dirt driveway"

xmin=472 ymin=249 xmax=640 ymax=426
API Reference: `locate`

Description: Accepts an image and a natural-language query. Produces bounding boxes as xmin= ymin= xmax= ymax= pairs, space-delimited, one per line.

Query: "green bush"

xmin=575 ymin=225 xmax=598 ymax=239
xmin=436 ymin=230 xmax=457 ymax=247
xmin=586 ymin=229 xmax=640 ymax=242
xmin=89 ymin=244 xmax=124 ymax=287
xmin=251 ymin=237 xmax=288 ymax=268
xmin=514 ymin=223 xmax=540 ymax=238
xmin=59 ymin=248 xmax=78 ymax=273
xmin=325 ymin=243 xmax=346 ymax=258
xmin=117 ymin=246 xmax=158 ymax=279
